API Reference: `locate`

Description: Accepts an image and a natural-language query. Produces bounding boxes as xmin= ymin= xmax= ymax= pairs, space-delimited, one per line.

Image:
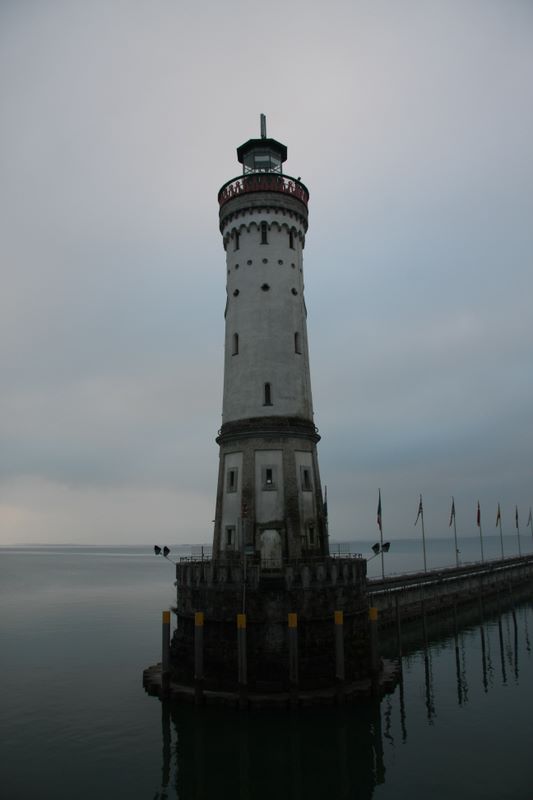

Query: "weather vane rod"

xmin=260 ymin=113 xmax=267 ymax=139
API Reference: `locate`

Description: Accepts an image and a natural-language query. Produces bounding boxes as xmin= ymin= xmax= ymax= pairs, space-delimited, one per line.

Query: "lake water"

xmin=1 ymin=538 xmax=533 ymax=799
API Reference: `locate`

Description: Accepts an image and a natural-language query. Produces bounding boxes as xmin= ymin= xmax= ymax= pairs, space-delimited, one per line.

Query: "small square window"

xmin=227 ymin=468 xmax=238 ymax=492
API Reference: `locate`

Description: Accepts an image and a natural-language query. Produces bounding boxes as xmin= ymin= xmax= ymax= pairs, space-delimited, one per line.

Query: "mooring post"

xmin=161 ymin=609 xmax=171 ymax=699
xmin=237 ymin=613 xmax=248 ymax=709
xmin=162 ymin=609 xmax=171 ymax=674
xmin=369 ymin=606 xmax=380 ymax=675
xmin=288 ymin=612 xmax=299 ymax=707
xmin=194 ymin=611 xmax=204 ymax=704
xmin=334 ymin=610 xmax=345 ymax=703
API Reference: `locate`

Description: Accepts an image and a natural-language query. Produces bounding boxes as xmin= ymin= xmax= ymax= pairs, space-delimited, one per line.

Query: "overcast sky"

xmin=1 ymin=0 xmax=532 ymax=547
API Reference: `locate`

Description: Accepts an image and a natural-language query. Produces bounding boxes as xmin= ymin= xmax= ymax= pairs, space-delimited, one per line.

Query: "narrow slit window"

xmin=234 ymin=231 xmax=240 ymax=251
xmin=261 ymin=221 xmax=268 ymax=244
xmin=301 ymin=467 xmax=312 ymax=491
xmin=264 ymin=382 xmax=272 ymax=406
xmin=232 ymin=333 xmax=239 ymax=355
xmin=294 ymin=332 xmax=301 ymax=354
xmin=262 ymin=465 xmax=277 ymax=490
xmin=227 ymin=468 xmax=238 ymax=493
xmin=226 ymin=526 xmax=235 ymax=548
xmin=308 ymin=525 xmax=315 ymax=545
xmin=289 ymin=229 xmax=295 ymax=249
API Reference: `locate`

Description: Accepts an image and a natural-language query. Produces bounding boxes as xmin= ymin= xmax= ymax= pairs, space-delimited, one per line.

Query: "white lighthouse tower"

xmin=213 ymin=116 xmax=328 ymax=564
xmin=144 ymin=120 xmax=373 ymax=702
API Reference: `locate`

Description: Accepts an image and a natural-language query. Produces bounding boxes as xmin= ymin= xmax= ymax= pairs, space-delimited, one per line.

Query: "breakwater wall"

xmin=367 ymin=554 xmax=533 ymax=628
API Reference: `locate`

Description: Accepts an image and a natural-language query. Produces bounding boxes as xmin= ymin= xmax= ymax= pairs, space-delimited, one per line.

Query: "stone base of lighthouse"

xmin=169 ymin=556 xmax=374 ymax=693
xmin=213 ymin=418 xmax=328 ymax=563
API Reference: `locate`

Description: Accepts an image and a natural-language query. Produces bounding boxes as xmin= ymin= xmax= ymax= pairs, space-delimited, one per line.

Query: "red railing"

xmin=218 ymin=173 xmax=309 ymax=209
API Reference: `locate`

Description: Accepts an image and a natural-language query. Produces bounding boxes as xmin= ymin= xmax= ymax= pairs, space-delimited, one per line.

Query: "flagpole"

xmin=377 ymin=489 xmax=384 ymax=580
xmin=324 ymin=485 xmax=328 ymax=543
xmin=380 ymin=517 xmax=385 ymax=582
xmin=415 ymin=494 xmax=427 ymax=573
xmin=421 ymin=500 xmax=427 ymax=573
xmin=516 ymin=507 xmax=521 ymax=556
xmin=450 ymin=496 xmax=459 ymax=568
xmin=453 ymin=511 xmax=459 ymax=568
xmin=477 ymin=501 xmax=484 ymax=563
xmin=497 ymin=503 xmax=504 ymax=561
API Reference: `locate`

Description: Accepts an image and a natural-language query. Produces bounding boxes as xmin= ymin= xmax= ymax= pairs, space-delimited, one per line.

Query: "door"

xmin=260 ymin=529 xmax=282 ymax=569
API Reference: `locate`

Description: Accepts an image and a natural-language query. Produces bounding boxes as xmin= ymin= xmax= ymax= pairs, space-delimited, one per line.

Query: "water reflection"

xmin=153 ymin=699 xmax=386 ymax=799
xmin=152 ymin=599 xmax=533 ymax=799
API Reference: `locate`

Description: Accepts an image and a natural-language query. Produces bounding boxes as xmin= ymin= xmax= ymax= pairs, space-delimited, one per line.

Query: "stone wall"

xmin=170 ymin=556 xmax=371 ymax=691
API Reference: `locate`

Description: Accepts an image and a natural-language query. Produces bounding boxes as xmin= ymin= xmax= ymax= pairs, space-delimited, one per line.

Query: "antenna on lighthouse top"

xmin=260 ymin=113 xmax=267 ymax=139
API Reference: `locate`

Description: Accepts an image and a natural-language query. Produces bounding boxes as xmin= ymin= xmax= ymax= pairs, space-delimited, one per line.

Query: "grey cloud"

xmin=1 ymin=1 xmax=532 ymax=543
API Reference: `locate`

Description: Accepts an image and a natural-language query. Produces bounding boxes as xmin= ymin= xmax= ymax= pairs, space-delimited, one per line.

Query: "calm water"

xmin=1 ymin=539 xmax=533 ymax=799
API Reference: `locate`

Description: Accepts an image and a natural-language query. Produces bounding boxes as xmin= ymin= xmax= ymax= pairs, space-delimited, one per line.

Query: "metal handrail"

xmin=218 ymin=173 xmax=309 ymax=208
xmin=367 ymin=552 xmax=533 ymax=591
xmin=176 ymin=553 xmax=364 ymax=570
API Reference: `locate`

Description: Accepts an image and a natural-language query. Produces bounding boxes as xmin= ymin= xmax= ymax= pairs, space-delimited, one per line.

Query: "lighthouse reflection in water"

xmin=154 ymin=597 xmax=533 ymax=800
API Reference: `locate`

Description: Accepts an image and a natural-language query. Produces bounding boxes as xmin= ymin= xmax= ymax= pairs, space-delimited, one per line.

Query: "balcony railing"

xmin=176 ymin=552 xmax=363 ymax=566
xmin=218 ymin=173 xmax=309 ymax=209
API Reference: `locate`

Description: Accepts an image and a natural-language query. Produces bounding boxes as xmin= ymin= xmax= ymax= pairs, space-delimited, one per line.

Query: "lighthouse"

xmin=153 ymin=119 xmax=374 ymax=703
xmin=213 ymin=115 xmax=328 ymax=566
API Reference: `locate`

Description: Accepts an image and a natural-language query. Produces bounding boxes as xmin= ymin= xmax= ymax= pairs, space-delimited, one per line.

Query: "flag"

xmin=449 ymin=497 xmax=456 ymax=527
xmin=515 ymin=506 xmax=519 ymax=529
xmin=496 ymin=503 xmax=501 ymax=527
xmin=477 ymin=501 xmax=481 ymax=528
xmin=377 ymin=489 xmax=382 ymax=532
xmin=415 ymin=495 xmax=423 ymax=526
xmin=323 ymin=485 xmax=328 ymax=518
xmin=528 ymin=508 xmax=532 ymax=528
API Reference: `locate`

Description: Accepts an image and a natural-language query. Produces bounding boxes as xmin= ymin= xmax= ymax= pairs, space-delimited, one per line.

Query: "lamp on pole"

xmin=369 ymin=541 xmax=391 ymax=577
xmin=154 ymin=545 xmax=177 ymax=565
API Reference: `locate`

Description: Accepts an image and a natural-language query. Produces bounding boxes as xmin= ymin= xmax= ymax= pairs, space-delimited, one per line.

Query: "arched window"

xmin=264 ymin=382 xmax=272 ymax=406
xmin=294 ymin=332 xmax=301 ymax=354
xmin=232 ymin=333 xmax=239 ymax=355
xmin=261 ymin=221 xmax=268 ymax=244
